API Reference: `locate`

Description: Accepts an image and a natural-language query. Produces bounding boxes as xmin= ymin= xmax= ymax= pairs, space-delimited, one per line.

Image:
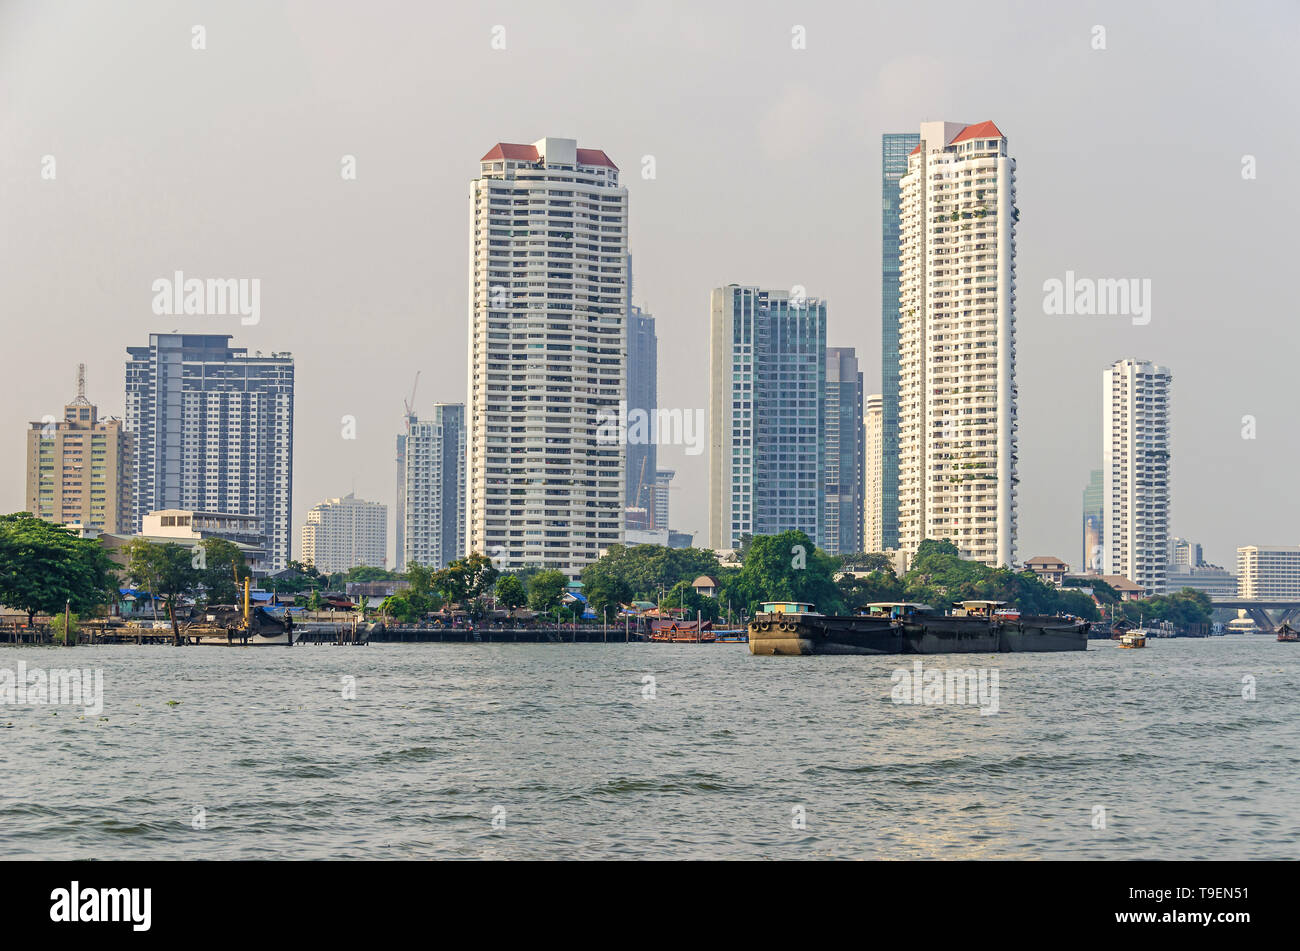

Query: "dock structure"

xmin=294 ymin=625 xmax=369 ymax=646
xmin=0 ymin=621 xmax=644 ymax=646
xmin=369 ymin=626 xmax=634 ymax=644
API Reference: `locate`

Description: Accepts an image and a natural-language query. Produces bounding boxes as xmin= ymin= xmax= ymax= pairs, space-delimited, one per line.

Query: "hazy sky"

xmin=3 ymin=0 xmax=1297 ymax=569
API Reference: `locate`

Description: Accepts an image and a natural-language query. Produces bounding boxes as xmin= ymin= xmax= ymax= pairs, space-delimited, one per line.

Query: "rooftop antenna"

xmin=70 ymin=363 xmax=91 ymax=405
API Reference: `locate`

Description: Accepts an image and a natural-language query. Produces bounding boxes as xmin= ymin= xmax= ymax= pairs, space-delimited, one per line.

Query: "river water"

xmin=1 ymin=637 xmax=1295 ymax=859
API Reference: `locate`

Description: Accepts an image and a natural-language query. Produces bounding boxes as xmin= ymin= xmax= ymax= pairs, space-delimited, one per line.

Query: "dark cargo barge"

xmin=748 ymin=601 xmax=1089 ymax=656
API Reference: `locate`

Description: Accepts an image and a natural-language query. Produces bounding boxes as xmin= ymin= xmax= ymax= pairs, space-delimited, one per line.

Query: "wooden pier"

xmin=369 ymin=626 xmax=637 ymax=644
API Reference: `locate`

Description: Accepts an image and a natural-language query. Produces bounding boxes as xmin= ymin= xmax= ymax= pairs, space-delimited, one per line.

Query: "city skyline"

xmin=2 ymin=3 xmax=1296 ymax=569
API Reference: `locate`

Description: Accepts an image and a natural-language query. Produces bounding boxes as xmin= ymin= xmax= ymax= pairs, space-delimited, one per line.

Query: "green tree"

xmin=583 ymin=571 xmax=631 ymax=618
xmin=379 ymin=593 xmax=408 ymax=620
xmin=346 ymin=565 xmax=400 ymax=583
xmin=715 ymin=567 xmax=758 ymax=622
xmin=579 ymin=544 xmax=720 ymax=603
xmin=459 ymin=552 xmax=500 ymax=601
xmin=433 ymin=552 xmax=500 ymax=607
xmin=494 ymin=575 xmax=527 ymax=610
xmin=658 ymin=579 xmax=720 ymax=621
xmin=124 ymin=539 xmax=200 ymax=646
xmin=50 ymin=611 xmax=79 ymax=645
xmin=433 ymin=564 xmax=469 ymax=606
xmin=196 ymin=537 xmax=251 ymax=606
xmin=1119 ymin=588 xmax=1211 ymax=631
xmin=838 ymin=569 xmax=905 ymax=613
xmin=838 ymin=552 xmax=895 ymax=573
xmin=901 ymin=539 xmax=987 ymax=607
xmin=527 ymin=569 xmax=567 ymax=616
xmin=735 ymin=531 xmax=843 ymax=615
xmin=0 ymin=513 xmax=117 ymax=629
xmin=1062 ymin=575 xmax=1120 ymax=605
xmin=405 ymin=562 xmax=435 ymax=598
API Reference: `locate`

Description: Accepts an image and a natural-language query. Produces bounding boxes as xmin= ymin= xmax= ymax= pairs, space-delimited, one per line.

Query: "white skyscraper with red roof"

xmin=467 ymin=138 xmax=627 ymax=574
xmin=896 ymin=120 xmax=1019 ymax=567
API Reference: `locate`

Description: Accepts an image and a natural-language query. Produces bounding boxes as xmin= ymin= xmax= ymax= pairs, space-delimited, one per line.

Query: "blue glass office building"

xmin=709 ymin=286 xmax=826 ymax=550
xmin=880 ymin=132 xmax=920 ymax=550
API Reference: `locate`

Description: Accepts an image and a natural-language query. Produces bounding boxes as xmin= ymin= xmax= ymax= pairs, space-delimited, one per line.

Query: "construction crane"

xmin=634 ymin=456 xmax=649 ymax=509
xmin=403 ymin=371 xmax=420 ymax=432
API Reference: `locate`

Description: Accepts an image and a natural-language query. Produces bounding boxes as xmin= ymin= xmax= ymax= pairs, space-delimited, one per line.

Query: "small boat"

xmin=1277 ymin=623 xmax=1299 ymax=643
xmin=186 ymin=580 xmax=296 ymax=646
xmin=649 ymin=620 xmax=716 ymax=643
xmin=711 ymin=629 xmax=749 ymax=644
xmin=1117 ymin=631 xmax=1148 ymax=649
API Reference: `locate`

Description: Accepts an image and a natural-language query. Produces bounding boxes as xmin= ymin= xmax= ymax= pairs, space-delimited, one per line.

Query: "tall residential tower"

xmin=25 ymin=366 xmax=133 ymax=534
xmin=125 ymin=334 xmax=294 ymax=570
xmin=301 ymin=494 xmax=388 ymax=574
xmin=896 ymin=121 xmax=1018 ymax=567
xmin=405 ymin=403 xmax=465 ymax=570
xmin=468 ymin=138 xmax=627 ymax=574
xmin=1103 ymin=359 xmax=1171 ymax=595
xmin=863 ymin=393 xmax=884 ymax=552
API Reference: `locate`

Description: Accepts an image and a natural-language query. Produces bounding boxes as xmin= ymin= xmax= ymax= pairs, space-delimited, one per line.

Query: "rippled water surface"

xmin=2 ymin=638 xmax=1296 ymax=859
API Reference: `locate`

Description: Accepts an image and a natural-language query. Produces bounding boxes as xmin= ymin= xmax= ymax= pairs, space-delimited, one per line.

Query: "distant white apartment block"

xmin=653 ymin=469 xmax=673 ymax=531
xmin=1236 ymin=546 xmax=1300 ymax=600
xmin=467 ymin=137 xmax=626 ymax=574
xmin=405 ymin=404 xmax=465 ymax=570
xmin=863 ymin=393 xmax=883 ymax=551
xmin=896 ymin=121 xmax=1018 ymax=567
xmin=300 ymin=494 xmax=387 ymax=574
xmin=1103 ymin=359 xmax=1171 ymax=595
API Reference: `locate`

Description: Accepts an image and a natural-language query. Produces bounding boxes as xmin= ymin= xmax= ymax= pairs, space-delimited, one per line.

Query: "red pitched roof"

xmin=481 ymin=143 xmax=539 ymax=162
xmin=480 ymin=143 xmax=618 ymax=170
xmin=909 ymin=144 xmax=921 ymax=156
xmin=951 ymin=120 xmax=1003 ymax=144
xmin=576 ymin=148 xmax=618 ymax=170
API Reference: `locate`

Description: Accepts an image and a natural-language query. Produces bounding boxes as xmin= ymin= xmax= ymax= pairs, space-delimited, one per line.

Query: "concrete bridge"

xmin=1209 ymin=600 xmax=1300 ymax=632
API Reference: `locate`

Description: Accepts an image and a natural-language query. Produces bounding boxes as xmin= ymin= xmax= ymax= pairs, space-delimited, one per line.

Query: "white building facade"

xmin=1103 ymin=359 xmax=1172 ymax=595
xmin=467 ymin=138 xmax=626 ymax=574
xmin=405 ymin=404 xmax=465 ymax=570
xmin=896 ymin=121 xmax=1018 ymax=567
xmin=300 ymin=495 xmax=387 ymax=575
xmin=125 ymin=334 xmax=294 ymax=571
xmin=1236 ymin=546 xmax=1300 ymax=600
xmin=863 ymin=393 xmax=883 ymax=552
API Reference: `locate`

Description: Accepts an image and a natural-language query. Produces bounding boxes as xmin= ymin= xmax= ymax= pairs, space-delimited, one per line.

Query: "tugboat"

xmin=1117 ymin=630 xmax=1148 ymax=649
xmin=1277 ymin=623 xmax=1299 ymax=643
